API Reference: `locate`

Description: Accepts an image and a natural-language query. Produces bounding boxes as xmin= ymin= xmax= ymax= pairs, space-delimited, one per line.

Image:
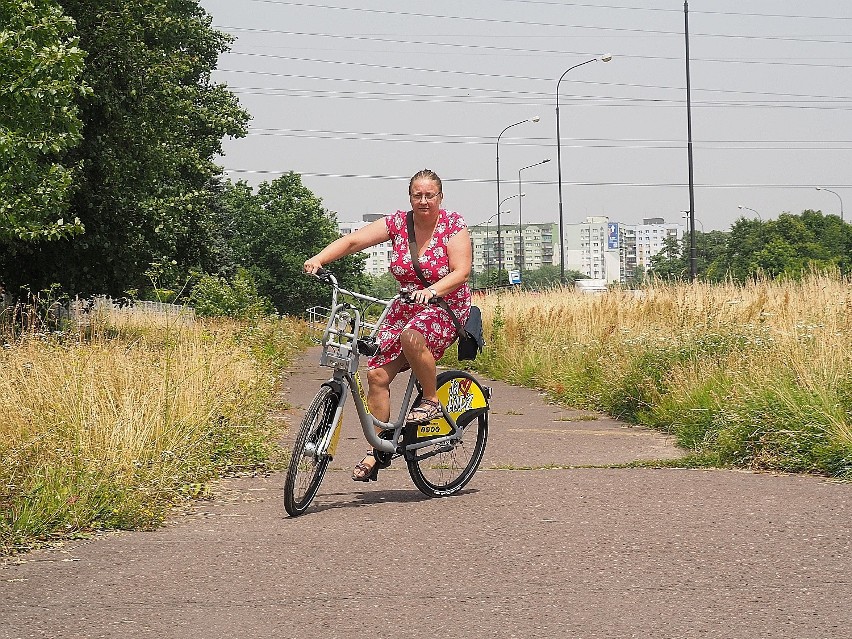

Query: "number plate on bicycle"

xmin=416 ymin=420 xmax=453 ymax=438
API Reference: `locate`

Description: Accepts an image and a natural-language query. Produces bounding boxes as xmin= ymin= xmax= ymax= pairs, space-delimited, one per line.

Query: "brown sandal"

xmin=406 ymin=399 xmax=442 ymax=425
xmin=352 ymin=452 xmax=380 ymax=482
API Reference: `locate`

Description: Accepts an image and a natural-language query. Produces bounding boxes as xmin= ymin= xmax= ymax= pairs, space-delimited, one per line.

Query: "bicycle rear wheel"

xmin=284 ymin=385 xmax=339 ymax=516
xmin=406 ymin=370 xmax=489 ymax=497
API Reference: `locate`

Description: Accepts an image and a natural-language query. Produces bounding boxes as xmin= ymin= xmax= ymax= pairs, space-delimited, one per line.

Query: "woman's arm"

xmin=304 ymin=217 xmax=391 ymax=273
xmin=423 ymin=227 xmax=472 ymax=298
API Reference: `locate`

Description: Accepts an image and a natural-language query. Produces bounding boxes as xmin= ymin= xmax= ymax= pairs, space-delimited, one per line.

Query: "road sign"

xmin=508 ymin=270 xmax=521 ymax=285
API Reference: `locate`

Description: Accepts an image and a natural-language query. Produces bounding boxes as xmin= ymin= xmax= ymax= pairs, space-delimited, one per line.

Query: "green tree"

xmin=521 ymin=265 xmax=585 ymax=289
xmin=0 ymin=0 xmax=88 ymax=241
xmin=649 ymin=228 xmax=729 ymax=281
xmin=708 ymin=210 xmax=848 ymax=281
xmin=188 ymin=267 xmax=273 ymax=319
xmin=226 ymin=174 xmax=365 ymax=314
xmin=649 ymin=235 xmax=689 ymax=280
xmin=625 ymin=265 xmax=645 ymax=288
xmin=0 ymin=0 xmax=249 ymax=297
xmin=361 ymin=271 xmax=400 ymax=299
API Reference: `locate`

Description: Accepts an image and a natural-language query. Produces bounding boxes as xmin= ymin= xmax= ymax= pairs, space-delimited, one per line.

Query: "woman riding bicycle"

xmin=303 ymin=169 xmax=472 ymax=481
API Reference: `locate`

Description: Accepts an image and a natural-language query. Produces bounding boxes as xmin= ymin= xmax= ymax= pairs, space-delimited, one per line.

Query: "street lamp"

xmin=518 ymin=159 xmax=550 ymax=273
xmin=556 ymin=54 xmax=612 ymax=284
xmin=497 ymin=117 xmax=539 ymax=273
xmin=816 ymin=187 xmax=844 ymax=222
xmin=681 ymin=211 xmax=704 ymax=232
xmin=738 ymin=204 xmax=762 ymax=220
xmin=498 ymin=193 xmax=524 ymax=271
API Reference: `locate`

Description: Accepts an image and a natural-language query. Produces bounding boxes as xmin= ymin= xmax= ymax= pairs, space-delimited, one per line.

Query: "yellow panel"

xmin=418 ymin=375 xmax=487 ymax=437
xmin=417 ymin=420 xmax=454 ymax=437
xmin=327 ymin=412 xmax=344 ymax=457
xmin=353 ymin=371 xmax=370 ymax=414
xmin=437 ymin=376 xmax=487 ymax=419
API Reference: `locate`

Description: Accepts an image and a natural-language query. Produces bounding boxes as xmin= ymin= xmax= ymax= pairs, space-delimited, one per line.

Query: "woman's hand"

xmin=411 ymin=287 xmax=437 ymax=305
xmin=304 ymin=256 xmax=323 ymax=274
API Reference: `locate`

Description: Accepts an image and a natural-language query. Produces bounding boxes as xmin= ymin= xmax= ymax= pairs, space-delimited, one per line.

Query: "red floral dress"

xmin=368 ymin=209 xmax=472 ymax=370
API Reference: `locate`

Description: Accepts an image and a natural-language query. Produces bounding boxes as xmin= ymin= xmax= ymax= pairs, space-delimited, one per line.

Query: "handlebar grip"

xmin=309 ymin=267 xmax=333 ymax=282
xmin=400 ymin=290 xmax=441 ymax=304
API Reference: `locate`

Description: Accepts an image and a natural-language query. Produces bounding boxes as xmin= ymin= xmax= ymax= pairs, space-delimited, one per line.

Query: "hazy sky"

xmin=198 ymin=1 xmax=851 ymax=231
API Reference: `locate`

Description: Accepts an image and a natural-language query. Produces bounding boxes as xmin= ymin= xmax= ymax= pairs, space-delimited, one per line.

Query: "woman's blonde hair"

xmin=409 ymin=169 xmax=442 ymax=195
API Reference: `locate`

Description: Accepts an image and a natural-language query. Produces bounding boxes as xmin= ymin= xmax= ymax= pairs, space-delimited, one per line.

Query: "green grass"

xmin=0 ymin=314 xmax=309 ymax=555
xmin=449 ymin=274 xmax=852 ymax=480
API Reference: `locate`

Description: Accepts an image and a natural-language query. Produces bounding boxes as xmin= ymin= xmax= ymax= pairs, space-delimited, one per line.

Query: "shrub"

xmin=189 ymin=269 xmax=273 ymax=319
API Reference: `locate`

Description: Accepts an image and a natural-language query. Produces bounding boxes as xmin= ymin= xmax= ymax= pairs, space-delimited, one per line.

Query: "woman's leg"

xmin=366 ymin=356 xmax=408 ymax=422
xmin=354 ymin=356 xmax=409 ymax=480
xmin=399 ymin=328 xmax=437 ymax=401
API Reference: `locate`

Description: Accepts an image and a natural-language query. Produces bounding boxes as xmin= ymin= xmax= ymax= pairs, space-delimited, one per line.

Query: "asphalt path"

xmin=1 ymin=347 xmax=849 ymax=638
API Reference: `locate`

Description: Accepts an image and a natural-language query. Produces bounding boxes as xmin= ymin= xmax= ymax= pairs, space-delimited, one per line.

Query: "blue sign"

xmin=508 ymin=270 xmax=521 ymax=285
xmin=607 ymin=222 xmax=619 ymax=249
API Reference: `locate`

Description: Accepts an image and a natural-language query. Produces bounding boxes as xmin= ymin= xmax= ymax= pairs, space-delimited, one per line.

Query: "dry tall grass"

xmin=454 ymin=272 xmax=852 ymax=477
xmin=1 ymin=309 xmax=305 ymax=554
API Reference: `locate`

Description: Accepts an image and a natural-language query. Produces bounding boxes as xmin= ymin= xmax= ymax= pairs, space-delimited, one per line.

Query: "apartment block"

xmin=337 ymin=213 xmax=392 ymax=276
xmin=339 ymin=213 xmax=682 ymax=284
xmin=468 ymin=223 xmax=555 ymax=273
xmin=561 ymin=216 xmax=683 ymax=283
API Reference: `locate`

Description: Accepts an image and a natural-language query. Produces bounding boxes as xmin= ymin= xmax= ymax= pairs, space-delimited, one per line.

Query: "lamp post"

xmin=816 ymin=187 xmax=844 ymax=222
xmin=738 ymin=205 xmax=762 ymax=220
xmin=497 ymin=117 xmax=539 ymax=273
xmin=498 ymin=193 xmax=524 ymax=271
xmin=518 ymin=159 xmax=550 ymax=273
xmin=682 ymin=211 xmax=705 ymax=268
xmin=556 ymin=54 xmax=612 ymax=284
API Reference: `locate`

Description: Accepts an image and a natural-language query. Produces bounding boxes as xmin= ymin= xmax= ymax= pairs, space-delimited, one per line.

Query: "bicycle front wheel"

xmin=283 ymin=385 xmax=340 ymax=516
xmin=406 ymin=370 xmax=489 ymax=498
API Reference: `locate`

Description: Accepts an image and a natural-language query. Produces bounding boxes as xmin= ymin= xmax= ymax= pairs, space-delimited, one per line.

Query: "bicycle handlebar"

xmin=307 ymin=268 xmax=438 ymax=306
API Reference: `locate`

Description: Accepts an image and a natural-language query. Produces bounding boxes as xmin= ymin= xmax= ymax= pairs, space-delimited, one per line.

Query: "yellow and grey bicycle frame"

xmin=311 ymin=273 xmax=488 ymax=460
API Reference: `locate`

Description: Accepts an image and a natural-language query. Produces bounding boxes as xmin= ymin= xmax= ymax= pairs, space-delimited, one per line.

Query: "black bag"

xmin=406 ymin=210 xmax=484 ymax=361
xmin=456 ymin=305 xmax=484 ymax=360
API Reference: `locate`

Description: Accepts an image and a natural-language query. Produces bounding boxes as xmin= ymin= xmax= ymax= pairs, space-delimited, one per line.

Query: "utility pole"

xmin=684 ymin=1 xmax=697 ymax=281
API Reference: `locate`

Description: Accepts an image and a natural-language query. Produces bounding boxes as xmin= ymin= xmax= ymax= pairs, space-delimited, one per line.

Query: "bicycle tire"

xmin=406 ymin=370 xmax=489 ymax=498
xmin=283 ymin=385 xmax=339 ymax=516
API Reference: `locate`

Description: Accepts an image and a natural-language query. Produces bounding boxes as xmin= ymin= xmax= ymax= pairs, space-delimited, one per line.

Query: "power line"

xmin=217 ymin=28 xmax=852 ymax=69
xmin=246 ymin=128 xmax=852 ymax=147
xmin=469 ymin=0 xmax=852 ymax=21
xmin=221 ymin=169 xmax=852 ymax=190
xmin=219 ymin=66 xmax=852 ymax=103
xmin=241 ymin=1 xmax=852 ymax=31
xmin=230 ymin=85 xmax=852 ymax=111
xmin=244 ymin=128 xmax=852 ymax=150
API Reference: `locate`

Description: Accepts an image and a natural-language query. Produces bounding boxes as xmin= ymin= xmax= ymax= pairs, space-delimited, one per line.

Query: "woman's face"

xmin=409 ymin=178 xmax=442 ymax=215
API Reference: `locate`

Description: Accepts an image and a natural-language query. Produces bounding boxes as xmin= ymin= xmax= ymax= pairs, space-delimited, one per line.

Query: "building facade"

xmin=561 ymin=216 xmax=684 ymax=283
xmin=340 ymin=213 xmax=683 ymax=284
xmin=630 ymin=217 xmax=682 ymax=275
xmin=469 ymin=222 xmax=555 ymax=274
xmin=562 ymin=216 xmax=621 ymax=283
xmin=337 ymin=213 xmax=392 ymax=277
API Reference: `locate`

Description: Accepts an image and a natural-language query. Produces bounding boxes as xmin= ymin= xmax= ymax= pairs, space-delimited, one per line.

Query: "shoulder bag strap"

xmin=406 ymin=210 xmax=469 ymax=338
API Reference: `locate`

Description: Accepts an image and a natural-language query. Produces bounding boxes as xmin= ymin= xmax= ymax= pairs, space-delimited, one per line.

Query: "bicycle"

xmin=283 ymin=269 xmax=491 ymax=517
